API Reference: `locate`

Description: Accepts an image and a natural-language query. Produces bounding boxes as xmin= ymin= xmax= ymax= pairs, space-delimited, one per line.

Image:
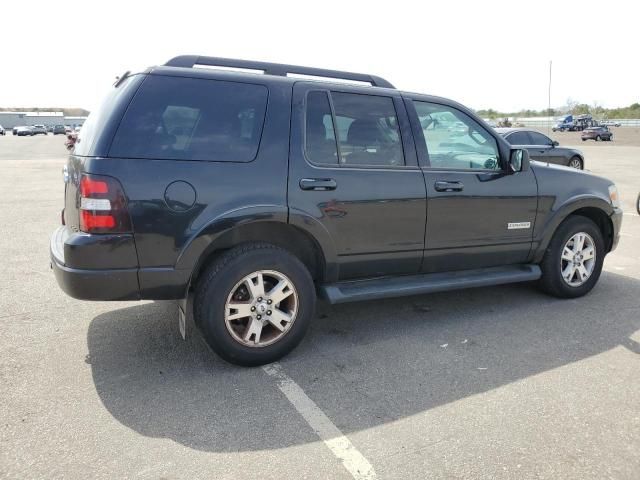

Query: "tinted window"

xmin=528 ymin=131 xmax=552 ymax=145
xmin=331 ymin=92 xmax=404 ymax=167
xmin=505 ymin=131 xmax=531 ymax=145
xmin=305 ymin=91 xmax=339 ymax=164
xmin=414 ymin=101 xmax=500 ymax=170
xmin=109 ymin=75 xmax=268 ymax=162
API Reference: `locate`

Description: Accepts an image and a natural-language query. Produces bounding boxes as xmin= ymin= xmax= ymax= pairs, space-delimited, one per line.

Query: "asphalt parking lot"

xmin=0 ymin=132 xmax=639 ymax=479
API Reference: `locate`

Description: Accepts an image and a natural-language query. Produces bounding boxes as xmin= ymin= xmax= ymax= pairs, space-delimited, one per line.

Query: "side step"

xmin=320 ymin=264 xmax=541 ymax=304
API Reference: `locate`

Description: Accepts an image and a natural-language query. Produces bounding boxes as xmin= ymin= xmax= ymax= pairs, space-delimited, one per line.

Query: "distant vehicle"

xmin=15 ymin=126 xmax=35 ymax=136
xmin=64 ymin=126 xmax=72 ymax=134
xmin=46 ymin=126 xmax=53 ymax=133
xmin=581 ymin=126 xmax=613 ymax=142
xmin=31 ymin=125 xmax=48 ymax=135
xmin=600 ymin=120 xmax=621 ymax=128
xmin=552 ymin=114 xmax=595 ymax=132
xmin=496 ymin=128 xmax=585 ymax=169
xmin=52 ymin=125 xmax=66 ymax=135
xmin=0 ymin=125 xmax=5 ymax=135
xmin=74 ymin=126 xmax=82 ymax=133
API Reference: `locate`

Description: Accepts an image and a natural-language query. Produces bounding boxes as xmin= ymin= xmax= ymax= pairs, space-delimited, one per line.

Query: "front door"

xmin=407 ymin=98 xmax=538 ymax=273
xmin=288 ymin=83 xmax=427 ymax=280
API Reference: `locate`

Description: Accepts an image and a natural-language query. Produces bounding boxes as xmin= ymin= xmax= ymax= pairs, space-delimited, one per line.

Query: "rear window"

xmin=109 ymin=75 xmax=268 ymax=162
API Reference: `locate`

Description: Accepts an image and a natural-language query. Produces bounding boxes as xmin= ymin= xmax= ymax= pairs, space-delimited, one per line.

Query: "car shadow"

xmin=87 ymin=271 xmax=640 ymax=453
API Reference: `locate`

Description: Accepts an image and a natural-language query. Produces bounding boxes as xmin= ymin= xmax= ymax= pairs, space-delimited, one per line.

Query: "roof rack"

xmin=165 ymin=55 xmax=395 ymax=89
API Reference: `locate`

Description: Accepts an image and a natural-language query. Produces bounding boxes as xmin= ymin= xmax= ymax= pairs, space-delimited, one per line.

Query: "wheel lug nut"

xmin=267 ymin=310 xmax=272 ymax=315
xmin=267 ymin=299 xmax=272 ymax=305
xmin=257 ymin=314 xmax=262 ymax=320
xmin=258 ymin=297 xmax=263 ymax=302
xmin=250 ymin=306 xmax=256 ymax=312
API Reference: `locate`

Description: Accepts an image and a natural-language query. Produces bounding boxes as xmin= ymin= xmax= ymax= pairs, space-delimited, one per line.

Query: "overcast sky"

xmin=3 ymin=0 xmax=638 ymax=112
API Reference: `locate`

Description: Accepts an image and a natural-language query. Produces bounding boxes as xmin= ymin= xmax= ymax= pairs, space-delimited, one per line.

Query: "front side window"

xmin=331 ymin=92 xmax=405 ymax=167
xmin=528 ymin=131 xmax=552 ymax=145
xmin=414 ymin=101 xmax=500 ymax=170
xmin=109 ymin=75 xmax=268 ymax=162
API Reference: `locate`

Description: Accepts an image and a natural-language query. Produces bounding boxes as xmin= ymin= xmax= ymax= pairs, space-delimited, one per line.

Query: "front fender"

xmin=531 ymin=195 xmax=613 ymax=263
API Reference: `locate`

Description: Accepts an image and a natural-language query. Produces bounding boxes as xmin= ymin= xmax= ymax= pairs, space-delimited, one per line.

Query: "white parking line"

xmin=263 ymin=363 xmax=377 ymax=480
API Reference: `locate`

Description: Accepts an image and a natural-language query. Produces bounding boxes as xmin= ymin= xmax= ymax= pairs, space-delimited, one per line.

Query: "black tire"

xmin=538 ymin=216 xmax=605 ymax=298
xmin=636 ymin=193 xmax=640 ymax=215
xmin=568 ymin=156 xmax=583 ymax=169
xmin=194 ymin=243 xmax=316 ymax=366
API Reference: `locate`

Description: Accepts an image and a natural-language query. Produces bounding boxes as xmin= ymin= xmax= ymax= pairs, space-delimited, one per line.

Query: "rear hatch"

xmin=63 ymin=74 xmax=143 ymax=233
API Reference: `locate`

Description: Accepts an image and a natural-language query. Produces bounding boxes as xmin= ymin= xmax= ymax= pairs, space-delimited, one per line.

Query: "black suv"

xmin=51 ymin=55 xmax=623 ymax=366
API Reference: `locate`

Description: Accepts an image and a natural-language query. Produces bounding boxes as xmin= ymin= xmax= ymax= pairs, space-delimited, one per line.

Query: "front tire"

xmin=568 ymin=156 xmax=583 ymax=169
xmin=194 ymin=243 xmax=316 ymax=366
xmin=538 ymin=216 xmax=605 ymax=298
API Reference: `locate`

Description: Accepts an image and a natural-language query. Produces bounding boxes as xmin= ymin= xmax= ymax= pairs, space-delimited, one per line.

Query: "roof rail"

xmin=165 ymin=55 xmax=395 ymax=89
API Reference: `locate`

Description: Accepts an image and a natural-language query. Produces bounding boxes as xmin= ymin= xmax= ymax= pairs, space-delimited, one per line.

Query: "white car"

xmin=0 ymin=124 xmax=5 ymax=135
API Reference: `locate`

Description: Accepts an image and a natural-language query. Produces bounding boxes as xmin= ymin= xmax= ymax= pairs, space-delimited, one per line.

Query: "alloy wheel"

xmin=224 ymin=270 xmax=298 ymax=347
xmin=560 ymin=232 xmax=596 ymax=287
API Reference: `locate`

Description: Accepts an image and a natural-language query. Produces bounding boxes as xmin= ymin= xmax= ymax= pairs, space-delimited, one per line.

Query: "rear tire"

xmin=194 ymin=243 xmax=316 ymax=366
xmin=538 ymin=216 xmax=605 ymax=298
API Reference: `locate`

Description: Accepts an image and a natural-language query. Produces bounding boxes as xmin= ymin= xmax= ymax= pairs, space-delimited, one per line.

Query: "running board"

xmin=320 ymin=264 xmax=541 ymax=304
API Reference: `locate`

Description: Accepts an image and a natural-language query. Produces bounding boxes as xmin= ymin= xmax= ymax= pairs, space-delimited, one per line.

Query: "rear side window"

xmin=505 ymin=131 xmax=531 ymax=145
xmin=109 ymin=75 xmax=268 ymax=162
xmin=305 ymin=91 xmax=339 ymax=164
xmin=332 ymin=92 xmax=404 ymax=167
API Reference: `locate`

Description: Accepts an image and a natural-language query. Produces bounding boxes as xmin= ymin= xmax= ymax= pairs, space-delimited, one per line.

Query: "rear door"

xmin=288 ymin=83 xmax=427 ymax=280
xmin=406 ymin=98 xmax=538 ymax=273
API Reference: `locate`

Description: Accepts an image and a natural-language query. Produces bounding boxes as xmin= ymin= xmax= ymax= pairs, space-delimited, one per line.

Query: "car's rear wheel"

xmin=539 ymin=216 xmax=605 ymax=298
xmin=568 ymin=156 xmax=583 ymax=169
xmin=194 ymin=243 xmax=316 ymax=366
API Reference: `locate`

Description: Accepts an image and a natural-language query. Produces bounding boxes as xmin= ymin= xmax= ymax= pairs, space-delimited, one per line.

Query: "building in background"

xmin=0 ymin=112 xmax=87 ymax=129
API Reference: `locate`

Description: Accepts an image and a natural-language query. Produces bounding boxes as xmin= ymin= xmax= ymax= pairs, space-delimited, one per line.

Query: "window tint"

xmin=414 ymin=101 xmax=500 ymax=170
xmin=331 ymin=92 xmax=404 ymax=167
xmin=109 ymin=75 xmax=268 ymax=162
xmin=528 ymin=131 xmax=552 ymax=145
xmin=505 ymin=131 xmax=531 ymax=145
xmin=305 ymin=91 xmax=338 ymax=164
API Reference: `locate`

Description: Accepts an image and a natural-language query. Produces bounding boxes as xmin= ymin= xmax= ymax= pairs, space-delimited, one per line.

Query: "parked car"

xmin=581 ymin=126 xmax=613 ymax=142
xmin=64 ymin=126 xmax=72 ymax=134
xmin=600 ymin=121 xmax=621 ymax=128
xmin=496 ymin=128 xmax=585 ymax=169
xmin=50 ymin=55 xmax=622 ymax=366
xmin=0 ymin=125 xmax=5 ymax=135
xmin=31 ymin=124 xmax=48 ymax=135
xmin=52 ymin=124 xmax=67 ymax=135
xmin=15 ymin=126 xmax=34 ymax=136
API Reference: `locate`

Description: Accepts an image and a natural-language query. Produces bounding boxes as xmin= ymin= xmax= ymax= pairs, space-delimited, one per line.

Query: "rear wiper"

xmin=113 ymin=71 xmax=131 ymax=88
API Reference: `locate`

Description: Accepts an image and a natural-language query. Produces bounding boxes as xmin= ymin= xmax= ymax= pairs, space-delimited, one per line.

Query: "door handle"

xmin=299 ymin=178 xmax=337 ymax=191
xmin=434 ymin=181 xmax=463 ymax=192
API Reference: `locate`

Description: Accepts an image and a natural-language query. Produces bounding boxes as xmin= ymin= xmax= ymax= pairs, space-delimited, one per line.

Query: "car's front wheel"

xmin=568 ymin=156 xmax=583 ymax=169
xmin=194 ymin=243 xmax=316 ymax=366
xmin=539 ymin=216 xmax=605 ymax=298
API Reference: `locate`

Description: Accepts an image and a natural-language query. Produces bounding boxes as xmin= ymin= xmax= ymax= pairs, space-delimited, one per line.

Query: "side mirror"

xmin=509 ymin=148 xmax=530 ymax=173
xmin=552 ymin=140 xmax=559 ymax=147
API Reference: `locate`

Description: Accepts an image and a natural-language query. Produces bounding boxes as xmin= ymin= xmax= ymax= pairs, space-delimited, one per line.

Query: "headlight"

xmin=608 ymin=184 xmax=621 ymax=208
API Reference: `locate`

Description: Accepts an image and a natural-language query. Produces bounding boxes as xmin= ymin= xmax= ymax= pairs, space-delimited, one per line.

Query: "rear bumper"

xmin=50 ymin=226 xmax=140 ymax=301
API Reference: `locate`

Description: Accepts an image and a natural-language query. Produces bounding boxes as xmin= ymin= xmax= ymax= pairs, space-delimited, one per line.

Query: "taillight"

xmin=78 ymin=173 xmax=131 ymax=234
